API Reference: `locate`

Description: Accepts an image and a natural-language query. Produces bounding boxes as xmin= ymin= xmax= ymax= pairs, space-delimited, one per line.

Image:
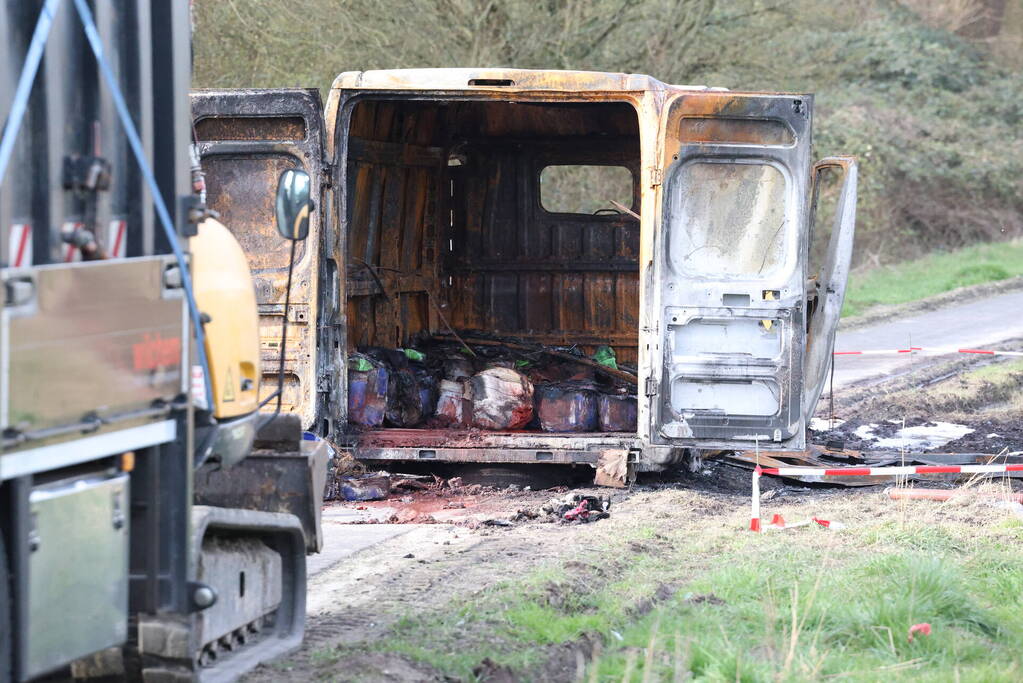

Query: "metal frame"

xmin=328 ymin=90 xmax=644 ymax=451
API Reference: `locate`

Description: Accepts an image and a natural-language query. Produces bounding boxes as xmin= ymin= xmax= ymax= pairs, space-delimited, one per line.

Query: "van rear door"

xmin=190 ymin=89 xmax=336 ymax=432
xmin=648 ymin=93 xmax=813 ymax=450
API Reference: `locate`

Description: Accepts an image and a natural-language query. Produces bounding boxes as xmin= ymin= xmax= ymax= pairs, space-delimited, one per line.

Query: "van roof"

xmin=330 ymin=68 xmax=725 ymax=94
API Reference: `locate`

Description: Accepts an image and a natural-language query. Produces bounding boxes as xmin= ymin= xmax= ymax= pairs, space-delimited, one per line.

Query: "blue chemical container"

xmin=598 ymin=394 xmax=637 ymax=432
xmin=536 ymin=384 xmax=599 ymax=432
xmin=348 ymin=365 xmax=389 ymax=427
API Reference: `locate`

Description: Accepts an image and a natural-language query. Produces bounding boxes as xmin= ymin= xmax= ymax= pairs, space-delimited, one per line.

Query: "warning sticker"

xmin=223 ymin=367 xmax=236 ymax=402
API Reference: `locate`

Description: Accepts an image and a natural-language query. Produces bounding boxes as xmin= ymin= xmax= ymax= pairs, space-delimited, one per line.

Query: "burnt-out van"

xmin=191 ymin=68 xmax=856 ymax=479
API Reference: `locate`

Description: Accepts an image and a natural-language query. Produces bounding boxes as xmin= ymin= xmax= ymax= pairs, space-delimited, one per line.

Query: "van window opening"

xmin=540 ymin=165 xmax=634 ymax=215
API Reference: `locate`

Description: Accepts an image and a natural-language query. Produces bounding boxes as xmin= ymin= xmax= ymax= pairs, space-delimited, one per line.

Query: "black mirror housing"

xmin=275 ymin=168 xmax=311 ymax=241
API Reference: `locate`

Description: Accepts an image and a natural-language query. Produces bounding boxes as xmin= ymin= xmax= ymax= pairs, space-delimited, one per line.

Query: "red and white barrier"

xmin=834 ymin=346 xmax=1023 ymax=358
xmin=760 ymin=463 xmax=1023 ymax=477
xmin=833 ymin=347 xmax=922 ymax=356
xmin=749 ymin=462 xmax=1023 ymax=532
xmin=957 ymin=348 xmax=1023 ymax=357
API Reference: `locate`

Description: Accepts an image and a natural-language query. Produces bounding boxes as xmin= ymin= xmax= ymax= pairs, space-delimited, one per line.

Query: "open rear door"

xmin=190 ymin=89 xmax=330 ymax=431
xmin=649 ymin=92 xmax=814 ymax=450
xmin=803 ymin=157 xmax=857 ymax=419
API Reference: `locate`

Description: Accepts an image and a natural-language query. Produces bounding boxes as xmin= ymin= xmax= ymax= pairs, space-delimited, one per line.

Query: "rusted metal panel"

xmin=341 ymin=427 xmax=639 ymax=451
xmin=344 ymin=102 xmax=445 ymax=351
xmin=190 ymin=88 xmax=336 ymax=432
xmin=338 ymin=97 xmax=644 ymax=364
xmin=194 ymin=116 xmax=306 ymax=142
xmin=352 ymin=446 xmax=601 ymax=465
xmin=330 ymin=68 xmax=697 ymax=95
xmin=441 ymin=125 xmax=642 ymax=363
xmin=648 ymin=92 xmax=814 ymax=451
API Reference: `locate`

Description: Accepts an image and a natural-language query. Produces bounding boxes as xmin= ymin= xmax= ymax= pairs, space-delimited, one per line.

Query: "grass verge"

xmin=843 ymin=240 xmax=1023 ymax=318
xmin=312 ymin=489 xmax=1023 ymax=681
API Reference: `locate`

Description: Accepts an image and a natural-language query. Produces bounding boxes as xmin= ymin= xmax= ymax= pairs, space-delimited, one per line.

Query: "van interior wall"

xmin=345 ymin=98 xmax=640 ymax=367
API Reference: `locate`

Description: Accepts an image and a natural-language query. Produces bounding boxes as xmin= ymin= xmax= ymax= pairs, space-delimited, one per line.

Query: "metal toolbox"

xmin=25 ymin=472 xmax=129 ymax=679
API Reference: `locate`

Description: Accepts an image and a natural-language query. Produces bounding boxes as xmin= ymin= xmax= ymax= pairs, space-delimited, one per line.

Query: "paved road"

xmin=308 ymin=506 xmax=410 ymax=577
xmin=831 ymin=290 xmax=1023 ymax=388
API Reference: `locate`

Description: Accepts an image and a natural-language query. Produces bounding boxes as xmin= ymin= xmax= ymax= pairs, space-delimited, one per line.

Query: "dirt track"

xmin=248 ymin=453 xmax=1023 ymax=681
xmin=245 ymin=469 xmax=781 ymax=682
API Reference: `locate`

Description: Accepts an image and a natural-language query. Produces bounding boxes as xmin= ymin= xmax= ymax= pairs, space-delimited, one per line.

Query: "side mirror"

xmin=275 ymin=168 xmax=312 ymax=241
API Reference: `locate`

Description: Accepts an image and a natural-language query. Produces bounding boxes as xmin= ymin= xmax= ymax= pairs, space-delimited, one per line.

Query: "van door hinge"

xmin=322 ymin=161 xmax=334 ymax=188
xmin=649 ymin=167 xmax=663 ymax=188
xmin=645 ymin=377 xmax=659 ymax=396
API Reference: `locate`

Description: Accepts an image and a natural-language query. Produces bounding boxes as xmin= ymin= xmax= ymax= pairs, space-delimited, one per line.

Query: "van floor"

xmin=347 ymin=428 xmax=636 ymax=450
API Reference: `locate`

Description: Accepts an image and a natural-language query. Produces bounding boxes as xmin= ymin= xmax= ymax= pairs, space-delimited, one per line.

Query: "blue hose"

xmin=0 ymin=0 xmax=60 ymax=183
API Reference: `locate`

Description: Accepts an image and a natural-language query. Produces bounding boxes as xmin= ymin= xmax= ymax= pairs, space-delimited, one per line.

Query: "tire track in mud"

xmin=246 ymin=485 xmax=780 ymax=682
xmin=244 ymin=514 xmax=622 ymax=681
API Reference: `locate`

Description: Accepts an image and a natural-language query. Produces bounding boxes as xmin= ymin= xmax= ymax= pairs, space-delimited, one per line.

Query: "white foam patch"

xmin=809 ymin=417 xmax=845 ymax=432
xmin=870 ymin=422 xmax=974 ymax=450
xmin=854 ymin=424 xmax=878 ymax=440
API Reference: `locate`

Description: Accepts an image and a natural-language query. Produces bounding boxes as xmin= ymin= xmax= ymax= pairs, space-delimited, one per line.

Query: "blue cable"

xmin=0 ymin=0 xmax=61 ymax=183
xmin=73 ymin=0 xmax=214 ymax=410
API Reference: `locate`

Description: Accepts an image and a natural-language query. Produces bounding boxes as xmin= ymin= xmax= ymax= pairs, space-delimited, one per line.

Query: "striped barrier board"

xmin=833 ymin=347 xmax=922 ymax=356
xmin=749 ymin=462 xmax=1023 ymax=532
xmin=758 ymin=464 xmax=1023 ymax=477
xmin=834 ymin=346 xmax=1023 ymax=358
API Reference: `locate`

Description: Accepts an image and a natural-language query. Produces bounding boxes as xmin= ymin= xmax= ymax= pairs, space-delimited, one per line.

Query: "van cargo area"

xmin=338 ymin=98 xmax=648 ymax=471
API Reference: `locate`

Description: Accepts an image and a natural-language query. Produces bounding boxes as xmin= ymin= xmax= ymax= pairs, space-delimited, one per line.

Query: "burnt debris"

xmin=347 ymin=337 xmax=638 ymax=434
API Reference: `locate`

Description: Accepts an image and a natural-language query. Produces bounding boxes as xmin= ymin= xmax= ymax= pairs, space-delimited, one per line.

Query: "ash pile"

xmin=347 ymin=337 xmax=637 ymax=433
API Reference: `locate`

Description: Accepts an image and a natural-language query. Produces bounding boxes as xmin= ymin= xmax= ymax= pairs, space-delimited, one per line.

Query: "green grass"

xmin=311 ymin=497 xmax=1023 ymax=682
xmin=591 ymin=551 xmax=1018 ymax=681
xmin=843 ymin=240 xmax=1023 ymax=318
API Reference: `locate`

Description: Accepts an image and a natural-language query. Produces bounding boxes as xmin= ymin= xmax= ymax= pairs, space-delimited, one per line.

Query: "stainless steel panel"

xmin=25 ymin=473 xmax=129 ymax=679
xmin=2 ymin=256 xmax=185 ymax=449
